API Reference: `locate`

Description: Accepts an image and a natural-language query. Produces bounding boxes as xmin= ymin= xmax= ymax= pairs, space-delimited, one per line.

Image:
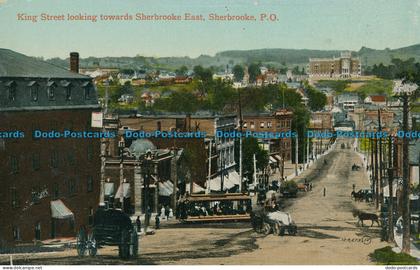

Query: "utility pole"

xmin=378 ymin=110 xmax=384 ymax=205
xmin=207 ymin=140 xmax=212 ymax=194
xmin=238 ymin=89 xmax=243 ymax=193
xmin=374 ymin=136 xmax=379 ymax=209
xmin=118 ymin=137 xmax=125 ymax=207
xmin=306 ymin=133 xmax=310 ymax=169
xmin=401 ymin=94 xmax=411 ymax=254
xmin=295 ymin=134 xmax=299 ymax=176
xmin=370 ymin=137 xmax=374 ymax=194
xmin=253 ymin=154 xmax=257 ymax=186
xmin=387 ymin=135 xmax=394 ymax=242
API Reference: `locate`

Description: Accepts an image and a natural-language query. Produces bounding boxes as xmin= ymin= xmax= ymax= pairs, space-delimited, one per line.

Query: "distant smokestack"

xmin=70 ymin=52 xmax=79 ymax=73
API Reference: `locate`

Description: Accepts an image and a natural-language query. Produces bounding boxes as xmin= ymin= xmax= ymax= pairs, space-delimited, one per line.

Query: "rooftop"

xmin=0 ymin=49 xmax=88 ymax=79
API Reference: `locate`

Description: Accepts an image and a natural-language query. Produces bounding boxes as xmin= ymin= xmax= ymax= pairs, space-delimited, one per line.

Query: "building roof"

xmin=369 ymin=95 xmax=386 ymax=102
xmin=0 ymin=49 xmax=88 ymax=79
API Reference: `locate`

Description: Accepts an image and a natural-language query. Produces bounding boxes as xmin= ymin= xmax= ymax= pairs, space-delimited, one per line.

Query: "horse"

xmin=352 ymin=209 xmax=380 ymax=227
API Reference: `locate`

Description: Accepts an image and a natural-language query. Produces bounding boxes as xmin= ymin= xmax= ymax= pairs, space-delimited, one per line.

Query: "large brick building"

xmin=241 ymin=109 xmax=293 ymax=161
xmin=308 ymin=52 xmax=361 ymax=79
xmin=0 ymin=49 xmax=101 ymax=246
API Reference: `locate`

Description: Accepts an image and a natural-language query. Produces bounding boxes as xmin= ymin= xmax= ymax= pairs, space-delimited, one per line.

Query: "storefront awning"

xmin=159 ymin=180 xmax=176 ymax=197
xmin=104 ymin=182 xmax=115 ymax=196
xmin=186 ymin=182 xmax=205 ymax=193
xmin=51 ymin=200 xmax=74 ymax=219
xmin=208 ymin=170 xmax=240 ymax=191
xmin=115 ymin=183 xmax=131 ymax=199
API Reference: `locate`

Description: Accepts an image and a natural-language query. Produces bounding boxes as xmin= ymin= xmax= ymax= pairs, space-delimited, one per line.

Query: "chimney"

xmin=70 ymin=52 xmax=79 ymax=73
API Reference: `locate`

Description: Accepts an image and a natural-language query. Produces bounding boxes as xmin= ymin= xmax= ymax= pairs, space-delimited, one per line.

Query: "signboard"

xmin=91 ymin=112 xmax=103 ymax=128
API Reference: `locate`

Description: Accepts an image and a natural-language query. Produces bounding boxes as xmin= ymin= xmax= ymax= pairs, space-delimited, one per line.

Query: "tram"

xmin=178 ymin=193 xmax=252 ymax=222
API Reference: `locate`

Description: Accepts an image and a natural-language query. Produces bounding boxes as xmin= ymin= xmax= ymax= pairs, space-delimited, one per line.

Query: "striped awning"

xmin=269 ymin=156 xmax=278 ymax=164
xmin=159 ymin=180 xmax=175 ymax=197
xmin=51 ymin=200 xmax=74 ymax=219
xmin=115 ymin=183 xmax=131 ymax=199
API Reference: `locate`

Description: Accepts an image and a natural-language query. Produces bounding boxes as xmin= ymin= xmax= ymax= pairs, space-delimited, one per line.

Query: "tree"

xmin=235 ymin=137 xmax=269 ymax=181
xmin=193 ymin=65 xmax=213 ymax=83
xmin=248 ymin=63 xmax=261 ymax=83
xmin=176 ymin=65 xmax=188 ymax=76
xmin=232 ymin=64 xmax=245 ymax=82
xmin=306 ymin=85 xmax=327 ymax=111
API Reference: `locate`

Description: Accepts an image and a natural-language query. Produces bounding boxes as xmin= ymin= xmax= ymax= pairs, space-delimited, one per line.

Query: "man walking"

xmin=323 ymin=187 xmax=326 ymax=197
xmin=136 ymin=216 xmax=141 ymax=233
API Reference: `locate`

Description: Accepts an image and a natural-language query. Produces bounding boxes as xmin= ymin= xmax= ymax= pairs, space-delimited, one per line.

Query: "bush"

xmin=369 ymin=246 xmax=419 ymax=265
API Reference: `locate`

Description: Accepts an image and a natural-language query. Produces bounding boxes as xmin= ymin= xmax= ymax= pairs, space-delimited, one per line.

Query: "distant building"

xmin=308 ymin=52 xmax=361 ymax=79
xmin=364 ymin=95 xmax=387 ymax=106
xmin=0 ymin=50 xmax=100 ymax=246
xmin=241 ymin=109 xmax=294 ymax=162
xmin=335 ymin=93 xmax=360 ymax=112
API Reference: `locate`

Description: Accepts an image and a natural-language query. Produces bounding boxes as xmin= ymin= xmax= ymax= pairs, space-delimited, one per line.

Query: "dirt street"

xmin=1 ymin=139 xmax=389 ymax=265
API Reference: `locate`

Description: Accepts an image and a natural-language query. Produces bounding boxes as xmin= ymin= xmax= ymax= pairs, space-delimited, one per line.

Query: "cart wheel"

xmin=289 ymin=227 xmax=297 ymax=236
xmin=87 ymin=232 xmax=97 ymax=257
xmin=279 ymin=227 xmax=285 ymax=236
xmin=273 ymin=222 xmax=281 ymax=235
xmin=262 ymin=222 xmax=271 ymax=235
xmin=76 ymin=228 xmax=87 ymax=257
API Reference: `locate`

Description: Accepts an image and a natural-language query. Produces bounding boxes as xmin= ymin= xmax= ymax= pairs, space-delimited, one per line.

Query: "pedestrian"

xmin=136 ymin=216 xmax=141 ymax=233
xmin=352 ymin=184 xmax=355 ymax=192
xmin=155 ymin=214 xmax=160 ymax=229
xmin=309 ymin=183 xmax=313 ymax=191
xmin=165 ymin=205 xmax=170 ymax=220
xmin=323 ymin=187 xmax=326 ymax=197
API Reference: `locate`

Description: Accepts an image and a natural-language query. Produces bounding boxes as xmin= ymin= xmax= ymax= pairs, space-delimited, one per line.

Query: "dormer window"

xmin=28 ymin=81 xmax=38 ymax=101
xmin=47 ymin=81 xmax=56 ymax=100
xmin=61 ymin=80 xmax=72 ymax=101
xmin=6 ymin=81 xmax=16 ymax=101
xmin=82 ymin=81 xmax=92 ymax=100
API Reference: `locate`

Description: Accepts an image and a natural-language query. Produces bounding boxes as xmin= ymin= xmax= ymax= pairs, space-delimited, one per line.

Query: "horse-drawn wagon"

xmin=251 ymin=207 xmax=297 ymax=236
xmin=76 ymin=208 xmax=138 ymax=259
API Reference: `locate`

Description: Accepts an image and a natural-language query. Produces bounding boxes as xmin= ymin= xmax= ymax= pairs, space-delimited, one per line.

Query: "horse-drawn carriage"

xmin=251 ymin=206 xmax=297 ymax=236
xmin=76 ymin=208 xmax=138 ymax=259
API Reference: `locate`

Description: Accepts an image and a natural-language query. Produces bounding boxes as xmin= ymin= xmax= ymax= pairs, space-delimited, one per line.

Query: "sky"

xmin=0 ymin=0 xmax=419 ymax=58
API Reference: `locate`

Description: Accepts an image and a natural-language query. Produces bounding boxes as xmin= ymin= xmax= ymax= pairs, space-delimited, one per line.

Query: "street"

xmin=0 ymin=139 xmax=389 ymax=265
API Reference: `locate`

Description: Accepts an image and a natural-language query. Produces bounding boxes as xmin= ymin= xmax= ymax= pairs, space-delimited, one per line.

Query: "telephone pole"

xmin=387 ymin=135 xmax=394 ymax=242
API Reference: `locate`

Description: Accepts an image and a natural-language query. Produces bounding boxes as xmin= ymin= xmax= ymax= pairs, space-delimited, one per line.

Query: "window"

xmin=250 ymin=121 xmax=255 ymax=129
xmin=32 ymin=153 xmax=40 ymax=171
xmin=87 ymin=144 xmax=93 ymax=161
xmin=7 ymin=81 xmax=17 ymax=101
xmin=31 ymin=85 xmax=38 ymax=101
xmin=10 ymin=155 xmax=19 ymax=174
xmin=67 ymin=150 xmax=75 ymax=166
xmin=47 ymin=86 xmax=55 ymax=100
xmin=260 ymin=122 xmax=265 ymax=128
xmin=83 ymin=82 xmax=92 ymax=100
xmin=51 ymin=150 xmax=59 ymax=168
xmin=88 ymin=207 xmax=94 ymax=226
xmin=267 ymin=121 xmax=272 ymax=128
xmin=11 ymin=188 xmax=18 ymax=208
xmin=87 ymin=176 xmax=93 ymax=192
xmin=243 ymin=122 xmax=247 ymax=128
xmin=12 ymin=226 xmax=20 ymax=241
xmin=53 ymin=183 xmax=59 ymax=199
xmin=157 ymin=121 xmax=161 ymax=131
xmin=66 ymin=86 xmax=72 ymax=101
xmin=69 ymin=179 xmax=76 ymax=196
